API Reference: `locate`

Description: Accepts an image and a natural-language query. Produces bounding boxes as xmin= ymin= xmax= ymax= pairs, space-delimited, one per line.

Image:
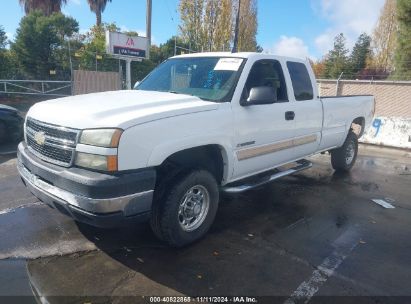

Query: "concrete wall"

xmin=317 ymin=80 xmax=411 ymax=149
xmin=360 ymin=117 xmax=411 ymax=149
xmin=73 ymin=70 xmax=121 ymax=95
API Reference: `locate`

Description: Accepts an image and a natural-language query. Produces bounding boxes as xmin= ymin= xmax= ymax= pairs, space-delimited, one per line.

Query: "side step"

xmin=222 ymin=159 xmax=312 ymax=194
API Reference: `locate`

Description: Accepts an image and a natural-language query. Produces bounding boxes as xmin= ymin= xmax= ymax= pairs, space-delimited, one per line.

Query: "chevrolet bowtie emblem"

xmin=34 ymin=131 xmax=46 ymax=145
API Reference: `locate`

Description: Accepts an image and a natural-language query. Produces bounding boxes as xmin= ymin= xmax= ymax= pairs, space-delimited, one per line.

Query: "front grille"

xmin=26 ymin=119 xmax=77 ymax=144
xmin=25 ymin=118 xmax=80 ymax=167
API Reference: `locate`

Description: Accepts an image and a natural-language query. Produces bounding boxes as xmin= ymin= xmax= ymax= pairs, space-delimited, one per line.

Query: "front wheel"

xmin=150 ymin=169 xmax=219 ymax=247
xmin=331 ymin=130 xmax=358 ymax=172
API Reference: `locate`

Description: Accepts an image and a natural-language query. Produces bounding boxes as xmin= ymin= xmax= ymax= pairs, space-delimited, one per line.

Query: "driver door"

xmin=232 ymin=59 xmax=298 ymax=180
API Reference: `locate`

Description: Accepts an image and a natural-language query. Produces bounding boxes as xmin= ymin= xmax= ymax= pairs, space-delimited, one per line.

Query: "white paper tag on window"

xmin=214 ymin=58 xmax=243 ymax=71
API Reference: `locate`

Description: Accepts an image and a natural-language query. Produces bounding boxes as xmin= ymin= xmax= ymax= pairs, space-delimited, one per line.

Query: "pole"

xmin=67 ymin=37 xmax=74 ymax=95
xmin=126 ymin=59 xmax=131 ymax=90
xmin=335 ymin=72 xmax=343 ymax=96
xmin=232 ymin=0 xmax=241 ymax=53
xmin=174 ymin=36 xmax=177 ymax=56
xmin=146 ymin=0 xmax=152 ymax=59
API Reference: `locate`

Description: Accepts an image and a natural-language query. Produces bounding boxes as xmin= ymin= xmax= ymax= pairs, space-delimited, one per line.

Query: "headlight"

xmin=75 ymin=152 xmax=118 ymax=172
xmin=79 ymin=129 xmax=123 ymax=148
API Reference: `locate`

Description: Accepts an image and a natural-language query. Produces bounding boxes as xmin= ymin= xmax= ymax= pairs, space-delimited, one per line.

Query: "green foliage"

xmin=72 ymin=23 xmax=119 ymax=72
xmin=11 ymin=11 xmax=78 ymax=79
xmin=130 ymin=36 xmax=191 ymax=84
xmin=370 ymin=0 xmax=397 ymax=73
xmin=19 ymin=0 xmax=68 ymax=16
xmin=0 ymin=26 xmax=13 ymax=78
xmin=179 ymin=0 xmax=257 ymax=52
xmin=394 ymin=0 xmax=411 ymax=79
xmin=237 ymin=0 xmax=258 ymax=52
xmin=349 ymin=33 xmax=372 ymax=77
xmin=323 ymin=33 xmax=349 ymax=79
xmin=157 ymin=36 xmax=190 ymax=61
xmin=0 ymin=26 xmax=7 ymax=49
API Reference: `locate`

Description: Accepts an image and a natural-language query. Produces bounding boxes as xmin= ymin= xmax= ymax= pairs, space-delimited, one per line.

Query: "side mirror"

xmin=241 ymin=86 xmax=277 ymax=106
xmin=133 ymin=81 xmax=140 ymax=89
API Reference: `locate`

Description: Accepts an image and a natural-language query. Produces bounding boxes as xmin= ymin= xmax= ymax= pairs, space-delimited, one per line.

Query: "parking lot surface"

xmin=0 ymin=145 xmax=410 ymax=303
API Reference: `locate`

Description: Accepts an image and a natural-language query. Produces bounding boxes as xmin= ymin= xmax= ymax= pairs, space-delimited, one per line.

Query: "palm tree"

xmin=19 ymin=0 xmax=67 ymax=16
xmin=87 ymin=0 xmax=112 ymax=26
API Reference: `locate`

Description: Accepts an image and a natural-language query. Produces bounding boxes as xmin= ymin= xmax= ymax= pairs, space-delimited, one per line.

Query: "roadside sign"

xmin=106 ymin=31 xmax=149 ymax=90
xmin=105 ymin=31 xmax=149 ymax=60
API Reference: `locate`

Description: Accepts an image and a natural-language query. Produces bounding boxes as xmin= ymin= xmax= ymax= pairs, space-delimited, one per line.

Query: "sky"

xmin=1 ymin=0 xmax=386 ymax=60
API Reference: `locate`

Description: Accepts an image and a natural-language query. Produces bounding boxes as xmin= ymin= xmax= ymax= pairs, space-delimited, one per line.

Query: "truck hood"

xmin=27 ymin=90 xmax=219 ymax=129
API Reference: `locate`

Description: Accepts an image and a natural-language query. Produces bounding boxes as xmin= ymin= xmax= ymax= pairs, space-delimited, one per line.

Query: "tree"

xmin=0 ymin=26 xmax=7 ymax=49
xmin=201 ymin=0 xmax=233 ymax=51
xmin=310 ymin=59 xmax=325 ymax=79
xmin=87 ymin=0 xmax=112 ymax=26
xmin=394 ymin=0 xmax=411 ymax=80
xmin=370 ymin=0 xmax=398 ymax=73
xmin=349 ymin=33 xmax=372 ymax=78
xmin=179 ymin=0 xmax=255 ymax=52
xmin=19 ymin=0 xmax=67 ymax=16
xmin=0 ymin=26 xmax=12 ymax=78
xmin=202 ymin=0 xmax=218 ymax=51
xmin=156 ymin=36 xmax=190 ymax=61
xmin=11 ymin=11 xmax=78 ymax=79
xmin=179 ymin=0 xmax=205 ymax=51
xmin=213 ymin=0 xmax=232 ymax=51
xmin=74 ymin=22 xmax=118 ymax=72
xmin=323 ymin=33 xmax=349 ymax=79
xmin=236 ymin=0 xmax=258 ymax=52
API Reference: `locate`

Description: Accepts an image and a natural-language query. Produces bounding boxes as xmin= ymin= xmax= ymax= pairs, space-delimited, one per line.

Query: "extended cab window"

xmin=243 ymin=60 xmax=288 ymax=102
xmin=287 ymin=62 xmax=314 ymax=101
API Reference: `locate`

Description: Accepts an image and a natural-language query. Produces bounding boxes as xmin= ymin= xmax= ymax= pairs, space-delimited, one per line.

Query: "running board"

xmin=222 ymin=159 xmax=312 ymax=193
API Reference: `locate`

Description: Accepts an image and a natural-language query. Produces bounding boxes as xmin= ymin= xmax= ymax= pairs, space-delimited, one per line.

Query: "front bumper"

xmin=17 ymin=142 xmax=156 ymax=228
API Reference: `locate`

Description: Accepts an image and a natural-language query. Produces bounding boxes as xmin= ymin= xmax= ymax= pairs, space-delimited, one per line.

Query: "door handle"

xmin=285 ymin=111 xmax=295 ymax=120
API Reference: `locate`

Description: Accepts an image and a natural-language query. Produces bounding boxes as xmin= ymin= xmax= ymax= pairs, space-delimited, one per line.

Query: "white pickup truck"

xmin=17 ymin=52 xmax=374 ymax=246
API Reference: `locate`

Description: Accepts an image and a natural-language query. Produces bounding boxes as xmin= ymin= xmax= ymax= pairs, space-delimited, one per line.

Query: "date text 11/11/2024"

xmin=149 ymin=296 xmax=258 ymax=303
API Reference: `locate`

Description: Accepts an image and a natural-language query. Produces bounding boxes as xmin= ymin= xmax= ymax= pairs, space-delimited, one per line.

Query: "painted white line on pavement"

xmin=284 ymin=226 xmax=360 ymax=304
xmin=371 ymin=199 xmax=395 ymax=209
xmin=0 ymin=201 xmax=43 ymax=215
xmin=0 ymin=149 xmax=17 ymax=155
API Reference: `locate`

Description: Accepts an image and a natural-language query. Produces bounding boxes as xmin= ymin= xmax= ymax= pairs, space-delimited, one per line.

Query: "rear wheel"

xmin=150 ymin=169 xmax=219 ymax=247
xmin=331 ymin=130 xmax=358 ymax=172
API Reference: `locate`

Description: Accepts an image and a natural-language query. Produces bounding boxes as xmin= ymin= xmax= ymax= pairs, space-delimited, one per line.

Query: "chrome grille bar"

xmin=25 ymin=118 xmax=80 ymax=167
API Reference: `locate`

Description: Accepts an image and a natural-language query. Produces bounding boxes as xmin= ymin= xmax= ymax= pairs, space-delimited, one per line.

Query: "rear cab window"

xmin=286 ymin=61 xmax=314 ymax=101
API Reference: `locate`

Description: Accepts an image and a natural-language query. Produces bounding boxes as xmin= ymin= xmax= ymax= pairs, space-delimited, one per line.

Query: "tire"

xmin=150 ymin=169 xmax=219 ymax=247
xmin=331 ymin=130 xmax=358 ymax=172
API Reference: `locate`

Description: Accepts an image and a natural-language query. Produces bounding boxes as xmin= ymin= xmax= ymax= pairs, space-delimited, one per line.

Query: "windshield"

xmin=136 ymin=57 xmax=244 ymax=102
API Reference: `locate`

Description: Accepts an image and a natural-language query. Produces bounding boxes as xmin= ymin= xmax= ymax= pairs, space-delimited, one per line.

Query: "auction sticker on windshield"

xmin=214 ymin=58 xmax=243 ymax=71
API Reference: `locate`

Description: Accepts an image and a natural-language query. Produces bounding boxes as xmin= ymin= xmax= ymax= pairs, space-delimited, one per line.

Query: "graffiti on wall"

xmin=360 ymin=117 xmax=411 ymax=149
xmin=372 ymin=118 xmax=382 ymax=137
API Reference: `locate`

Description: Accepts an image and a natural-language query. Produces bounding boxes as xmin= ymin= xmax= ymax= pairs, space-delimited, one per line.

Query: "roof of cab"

xmin=170 ymin=51 xmax=308 ymax=63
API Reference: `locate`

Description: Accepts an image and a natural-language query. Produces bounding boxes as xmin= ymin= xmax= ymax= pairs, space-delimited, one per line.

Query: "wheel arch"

xmin=351 ymin=116 xmax=365 ymax=138
xmin=153 ymin=144 xmax=229 ymax=185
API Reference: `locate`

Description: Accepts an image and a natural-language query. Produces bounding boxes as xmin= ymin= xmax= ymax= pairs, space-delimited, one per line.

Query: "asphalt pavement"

xmin=0 ymin=144 xmax=410 ymax=304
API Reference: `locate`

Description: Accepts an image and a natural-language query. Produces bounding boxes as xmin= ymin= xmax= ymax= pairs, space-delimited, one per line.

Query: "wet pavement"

xmin=0 ymin=145 xmax=410 ymax=303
